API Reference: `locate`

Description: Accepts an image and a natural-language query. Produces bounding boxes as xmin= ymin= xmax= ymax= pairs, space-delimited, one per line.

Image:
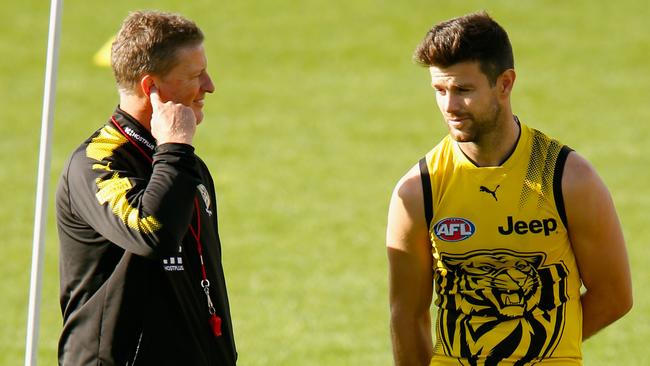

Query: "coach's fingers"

xmin=149 ymin=86 xmax=161 ymax=111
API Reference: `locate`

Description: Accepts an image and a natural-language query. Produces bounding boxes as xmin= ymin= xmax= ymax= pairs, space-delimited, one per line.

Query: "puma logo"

xmin=480 ymin=185 xmax=500 ymax=201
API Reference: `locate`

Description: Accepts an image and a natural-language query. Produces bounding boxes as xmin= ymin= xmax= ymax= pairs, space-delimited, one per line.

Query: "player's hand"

xmin=149 ymin=86 xmax=196 ymax=145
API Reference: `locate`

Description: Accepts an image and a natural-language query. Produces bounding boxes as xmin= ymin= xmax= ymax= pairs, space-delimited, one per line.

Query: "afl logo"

xmin=433 ymin=217 xmax=476 ymax=242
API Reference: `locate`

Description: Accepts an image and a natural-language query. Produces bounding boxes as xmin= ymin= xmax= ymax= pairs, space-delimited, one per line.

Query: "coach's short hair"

xmin=413 ymin=11 xmax=514 ymax=85
xmin=111 ymin=10 xmax=204 ymax=93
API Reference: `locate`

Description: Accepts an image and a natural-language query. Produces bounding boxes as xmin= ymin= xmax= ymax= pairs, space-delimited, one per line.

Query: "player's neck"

xmin=458 ymin=115 xmax=521 ymax=167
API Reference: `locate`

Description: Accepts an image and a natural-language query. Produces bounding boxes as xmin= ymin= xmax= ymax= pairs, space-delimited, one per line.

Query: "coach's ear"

xmin=139 ymin=74 xmax=159 ymax=97
xmin=498 ymin=69 xmax=516 ymax=98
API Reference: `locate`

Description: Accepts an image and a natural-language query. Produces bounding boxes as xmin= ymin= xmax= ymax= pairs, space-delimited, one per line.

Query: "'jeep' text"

xmin=498 ymin=216 xmax=557 ymax=236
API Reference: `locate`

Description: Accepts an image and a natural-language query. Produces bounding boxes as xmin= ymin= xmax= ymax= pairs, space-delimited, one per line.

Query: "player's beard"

xmin=447 ymin=96 xmax=501 ymax=144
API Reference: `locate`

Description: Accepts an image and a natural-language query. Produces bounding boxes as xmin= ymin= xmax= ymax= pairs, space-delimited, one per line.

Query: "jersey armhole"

xmin=553 ymin=145 xmax=573 ymax=230
xmin=418 ymin=157 xmax=434 ymax=232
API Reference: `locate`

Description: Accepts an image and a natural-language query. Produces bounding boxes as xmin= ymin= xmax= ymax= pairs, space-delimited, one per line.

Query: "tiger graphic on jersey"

xmin=434 ymin=249 xmax=569 ymax=365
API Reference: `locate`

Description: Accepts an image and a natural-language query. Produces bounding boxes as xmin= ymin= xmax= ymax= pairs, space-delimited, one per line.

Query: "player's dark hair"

xmin=413 ymin=11 xmax=514 ymax=85
xmin=111 ymin=10 xmax=204 ymax=93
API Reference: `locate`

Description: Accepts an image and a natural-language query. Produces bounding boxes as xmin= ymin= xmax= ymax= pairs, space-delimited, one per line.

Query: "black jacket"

xmin=56 ymin=108 xmax=237 ymax=365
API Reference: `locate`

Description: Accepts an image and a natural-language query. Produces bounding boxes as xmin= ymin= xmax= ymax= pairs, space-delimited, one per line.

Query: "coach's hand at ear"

xmin=150 ymin=86 xmax=197 ymax=145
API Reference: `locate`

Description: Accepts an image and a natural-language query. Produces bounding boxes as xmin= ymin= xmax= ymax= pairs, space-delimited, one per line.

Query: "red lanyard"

xmin=188 ymin=198 xmax=222 ymax=336
xmin=110 ymin=116 xmax=222 ymax=337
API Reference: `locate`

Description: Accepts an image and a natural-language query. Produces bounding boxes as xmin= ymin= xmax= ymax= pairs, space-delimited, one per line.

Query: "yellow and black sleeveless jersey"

xmin=56 ymin=108 xmax=237 ymax=365
xmin=419 ymin=120 xmax=582 ymax=365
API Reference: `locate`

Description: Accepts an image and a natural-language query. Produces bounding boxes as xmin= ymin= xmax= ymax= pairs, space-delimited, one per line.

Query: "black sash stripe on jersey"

xmin=419 ymin=157 xmax=434 ymax=231
xmin=553 ymin=145 xmax=573 ymax=230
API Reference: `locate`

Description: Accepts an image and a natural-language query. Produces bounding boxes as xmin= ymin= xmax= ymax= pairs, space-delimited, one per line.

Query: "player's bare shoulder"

xmin=387 ymin=163 xmax=429 ymax=247
xmin=391 ymin=163 xmax=425 ymax=209
xmin=561 ymin=151 xmax=606 ymax=198
xmin=561 ymin=149 xmax=619 ymax=239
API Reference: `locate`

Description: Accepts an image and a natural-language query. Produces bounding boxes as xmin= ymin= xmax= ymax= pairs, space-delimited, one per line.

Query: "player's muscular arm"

xmin=562 ymin=152 xmax=633 ymax=340
xmin=150 ymin=86 xmax=197 ymax=145
xmin=387 ymin=164 xmax=434 ymax=366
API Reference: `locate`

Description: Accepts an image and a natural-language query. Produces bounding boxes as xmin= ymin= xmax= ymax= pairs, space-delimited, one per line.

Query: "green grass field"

xmin=2 ymin=0 xmax=649 ymax=364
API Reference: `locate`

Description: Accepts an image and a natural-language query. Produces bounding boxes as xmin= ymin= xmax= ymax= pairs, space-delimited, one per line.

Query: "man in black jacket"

xmin=56 ymin=10 xmax=237 ymax=365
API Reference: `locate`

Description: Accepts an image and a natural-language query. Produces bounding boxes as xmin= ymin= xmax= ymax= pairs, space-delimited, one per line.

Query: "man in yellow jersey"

xmin=386 ymin=12 xmax=632 ymax=365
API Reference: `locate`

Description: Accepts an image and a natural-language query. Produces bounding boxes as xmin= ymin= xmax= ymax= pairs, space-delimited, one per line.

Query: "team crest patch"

xmin=197 ymin=184 xmax=212 ymax=216
xmin=433 ymin=217 xmax=475 ymax=242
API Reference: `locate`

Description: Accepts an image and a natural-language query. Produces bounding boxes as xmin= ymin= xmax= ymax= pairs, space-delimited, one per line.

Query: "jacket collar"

xmin=110 ymin=106 xmax=156 ymax=157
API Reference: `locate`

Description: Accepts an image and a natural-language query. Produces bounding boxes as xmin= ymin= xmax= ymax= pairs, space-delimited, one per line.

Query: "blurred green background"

xmin=2 ymin=0 xmax=648 ymax=365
